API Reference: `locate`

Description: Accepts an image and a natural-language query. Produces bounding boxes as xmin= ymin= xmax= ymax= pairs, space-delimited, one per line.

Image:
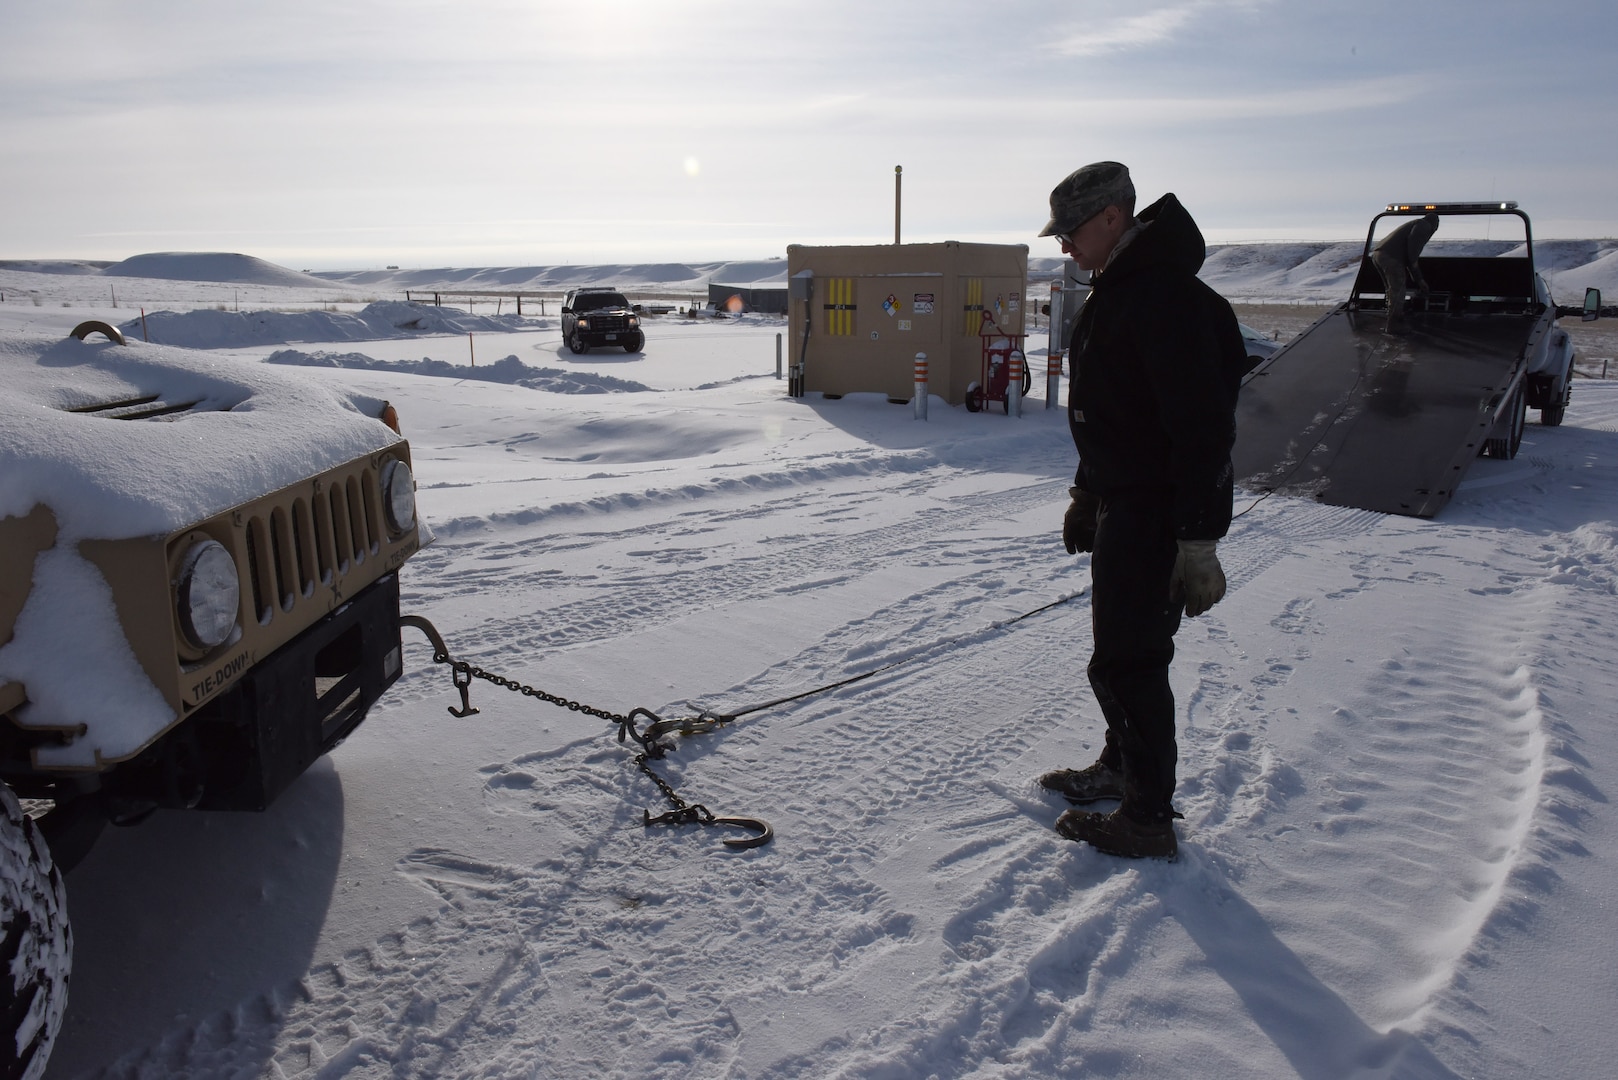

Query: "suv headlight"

xmin=176 ymin=539 xmax=240 ymax=650
xmin=381 ymin=457 xmax=417 ymax=535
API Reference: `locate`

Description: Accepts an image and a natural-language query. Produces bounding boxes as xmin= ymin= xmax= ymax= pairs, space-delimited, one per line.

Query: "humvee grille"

xmin=239 ymin=459 xmax=389 ymax=624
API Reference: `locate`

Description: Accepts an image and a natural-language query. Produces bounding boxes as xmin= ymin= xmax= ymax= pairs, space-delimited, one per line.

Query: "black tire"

xmin=568 ymin=333 xmax=590 ymax=356
xmin=964 ymin=386 xmax=983 ymax=413
xmin=1541 ymin=382 xmax=1569 ymax=427
xmin=0 ymin=786 xmax=70 ymax=1080
xmin=624 ymin=333 xmax=644 ymax=353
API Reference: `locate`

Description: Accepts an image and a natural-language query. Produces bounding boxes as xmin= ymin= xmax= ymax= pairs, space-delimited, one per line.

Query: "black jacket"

xmin=1067 ymin=193 xmax=1245 ymax=541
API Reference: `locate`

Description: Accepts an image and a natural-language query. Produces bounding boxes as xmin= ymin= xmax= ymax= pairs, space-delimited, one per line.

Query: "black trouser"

xmin=1088 ymin=492 xmax=1182 ymax=823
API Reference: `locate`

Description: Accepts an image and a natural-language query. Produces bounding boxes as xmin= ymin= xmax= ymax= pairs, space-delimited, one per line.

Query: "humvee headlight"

xmin=176 ymin=539 xmax=240 ymax=650
xmin=381 ymin=457 xmax=417 ymax=535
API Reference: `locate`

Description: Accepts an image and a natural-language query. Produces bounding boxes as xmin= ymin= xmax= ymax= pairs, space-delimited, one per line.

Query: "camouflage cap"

xmin=1038 ymin=161 xmax=1135 ymax=237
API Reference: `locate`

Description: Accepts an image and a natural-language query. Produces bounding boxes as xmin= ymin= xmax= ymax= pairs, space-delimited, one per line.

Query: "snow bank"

xmin=103 ymin=252 xmax=338 ymax=288
xmin=265 ymin=348 xmax=653 ymax=394
xmin=120 ymin=301 xmax=536 ymax=349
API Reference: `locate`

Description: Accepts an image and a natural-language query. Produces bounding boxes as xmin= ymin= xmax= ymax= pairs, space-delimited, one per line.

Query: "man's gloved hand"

xmin=1170 ymin=539 xmax=1226 ymax=616
xmin=1064 ymin=487 xmax=1099 ymax=554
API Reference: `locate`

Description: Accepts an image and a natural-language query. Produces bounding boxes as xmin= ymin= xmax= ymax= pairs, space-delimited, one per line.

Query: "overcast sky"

xmin=4 ymin=0 xmax=1612 ymax=269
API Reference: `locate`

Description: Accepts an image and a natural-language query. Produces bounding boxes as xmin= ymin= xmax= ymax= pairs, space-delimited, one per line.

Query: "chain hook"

xmin=711 ymin=816 xmax=774 ymax=849
xmin=449 ymin=664 xmax=480 ymax=718
xmin=643 ymin=805 xmax=774 ymax=850
xmin=402 ymin=614 xmax=771 ymax=849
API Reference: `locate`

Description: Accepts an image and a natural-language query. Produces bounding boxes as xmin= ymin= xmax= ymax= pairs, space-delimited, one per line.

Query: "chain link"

xmin=404 ymin=622 xmax=770 ymax=849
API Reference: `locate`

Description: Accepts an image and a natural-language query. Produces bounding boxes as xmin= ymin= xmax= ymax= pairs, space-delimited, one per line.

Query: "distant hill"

xmin=7 ymin=242 xmax=1616 ymax=305
xmin=318 ymin=242 xmax=1618 ymax=305
xmin=313 ymin=259 xmax=792 ymax=293
xmin=102 ymin=252 xmax=339 ymax=288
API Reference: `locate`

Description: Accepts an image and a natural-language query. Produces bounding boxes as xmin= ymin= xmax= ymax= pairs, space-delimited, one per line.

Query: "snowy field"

xmin=3 ymin=253 xmax=1617 ymax=1079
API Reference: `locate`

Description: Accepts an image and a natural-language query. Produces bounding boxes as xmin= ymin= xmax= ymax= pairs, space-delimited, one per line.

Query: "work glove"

xmin=1170 ymin=539 xmax=1226 ymax=617
xmin=1063 ymin=487 xmax=1099 ymax=554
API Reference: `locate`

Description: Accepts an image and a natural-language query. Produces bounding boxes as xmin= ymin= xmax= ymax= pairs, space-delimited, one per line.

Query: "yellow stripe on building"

xmin=825 ymin=278 xmax=855 ymax=336
xmin=964 ymin=278 xmax=984 ymax=335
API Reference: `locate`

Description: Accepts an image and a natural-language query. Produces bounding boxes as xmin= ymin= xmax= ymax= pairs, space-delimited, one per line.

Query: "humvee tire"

xmin=0 ymin=785 xmax=70 ymax=1080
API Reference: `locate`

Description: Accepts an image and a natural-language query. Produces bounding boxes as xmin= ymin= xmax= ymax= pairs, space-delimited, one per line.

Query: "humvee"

xmin=0 ymin=320 xmax=425 ymax=1076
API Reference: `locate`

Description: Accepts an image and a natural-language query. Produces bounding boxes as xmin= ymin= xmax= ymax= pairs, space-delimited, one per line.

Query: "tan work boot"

xmin=1055 ymin=806 xmax=1178 ymax=859
xmin=1038 ymin=761 xmax=1126 ymax=804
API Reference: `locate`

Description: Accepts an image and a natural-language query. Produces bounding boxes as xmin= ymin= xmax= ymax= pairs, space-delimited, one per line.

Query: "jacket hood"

xmin=1096 ymin=193 xmax=1206 ymax=285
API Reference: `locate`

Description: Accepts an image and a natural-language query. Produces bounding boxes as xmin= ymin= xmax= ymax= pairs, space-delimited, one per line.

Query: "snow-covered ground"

xmin=4 ymin=253 xmax=1617 ymax=1079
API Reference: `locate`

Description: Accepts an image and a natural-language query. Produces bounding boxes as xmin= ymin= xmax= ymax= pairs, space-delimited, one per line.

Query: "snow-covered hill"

xmin=5 ymin=240 xmax=1617 ymax=310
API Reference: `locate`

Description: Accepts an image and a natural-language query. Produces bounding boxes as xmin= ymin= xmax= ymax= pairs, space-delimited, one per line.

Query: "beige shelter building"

xmin=785 ymin=242 xmax=1029 ymax=406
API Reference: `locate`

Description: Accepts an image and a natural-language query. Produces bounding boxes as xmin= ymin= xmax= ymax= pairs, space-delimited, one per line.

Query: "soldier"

xmin=1371 ymin=214 xmax=1440 ymax=332
xmin=1036 ymin=162 xmax=1246 ymax=859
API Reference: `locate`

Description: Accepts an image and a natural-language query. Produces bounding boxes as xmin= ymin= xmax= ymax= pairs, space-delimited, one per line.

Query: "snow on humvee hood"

xmin=0 ymin=329 xmax=401 ymax=544
xmin=0 ymin=329 xmax=404 ymax=757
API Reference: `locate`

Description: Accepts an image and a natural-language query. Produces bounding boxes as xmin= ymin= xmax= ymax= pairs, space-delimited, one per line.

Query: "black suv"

xmin=561 ymin=287 xmax=644 ymax=354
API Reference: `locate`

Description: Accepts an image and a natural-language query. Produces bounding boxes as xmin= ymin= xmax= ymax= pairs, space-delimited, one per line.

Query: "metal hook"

xmin=643 ymin=807 xmax=773 ymax=850
xmin=712 ymin=817 xmax=774 ymax=850
xmin=449 ymin=666 xmax=480 ymax=718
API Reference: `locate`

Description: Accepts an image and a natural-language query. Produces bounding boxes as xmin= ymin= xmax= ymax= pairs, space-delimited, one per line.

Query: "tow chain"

xmin=400 ymin=616 xmax=772 ymax=850
xmin=398 ymin=589 xmax=1088 ymax=853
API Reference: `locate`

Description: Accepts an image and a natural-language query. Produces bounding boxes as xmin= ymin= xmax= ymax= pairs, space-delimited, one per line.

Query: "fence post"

xmin=913 ymin=352 xmax=928 ymax=421
xmin=1007 ymin=350 xmax=1023 ymax=418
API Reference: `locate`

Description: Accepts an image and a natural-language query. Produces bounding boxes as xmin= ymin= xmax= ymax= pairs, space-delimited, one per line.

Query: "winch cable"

xmin=679 ymin=587 xmax=1089 ymax=729
xmin=400 ymin=586 xmax=1089 ymax=851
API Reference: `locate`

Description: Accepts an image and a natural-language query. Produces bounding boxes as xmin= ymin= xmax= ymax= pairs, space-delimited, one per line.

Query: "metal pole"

xmin=913 ymin=352 xmax=928 ymax=420
xmin=776 ymin=333 xmax=783 ymax=379
xmin=895 ymin=165 xmax=902 ymax=245
xmin=1047 ymin=281 xmax=1064 ymax=410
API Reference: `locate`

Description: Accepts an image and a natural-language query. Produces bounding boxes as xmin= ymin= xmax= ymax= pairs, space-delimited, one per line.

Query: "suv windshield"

xmin=575 ymin=292 xmax=629 ymax=311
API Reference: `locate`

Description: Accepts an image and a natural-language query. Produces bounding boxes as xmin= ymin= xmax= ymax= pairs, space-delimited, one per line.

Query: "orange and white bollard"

xmin=1007 ymin=350 xmax=1024 ymax=418
xmin=1046 ymin=350 xmax=1062 ymax=409
xmin=913 ymin=352 xmax=929 ymax=420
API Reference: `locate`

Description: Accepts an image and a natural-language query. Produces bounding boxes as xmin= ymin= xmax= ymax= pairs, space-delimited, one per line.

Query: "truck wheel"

xmin=1541 ymin=382 xmax=1569 ymax=427
xmin=0 ymin=786 xmax=71 ymax=1080
xmin=624 ymin=333 xmax=644 ymax=353
xmin=568 ymin=333 xmax=590 ymax=355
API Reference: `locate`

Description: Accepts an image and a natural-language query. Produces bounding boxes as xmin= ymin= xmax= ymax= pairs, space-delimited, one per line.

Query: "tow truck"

xmin=1233 ymin=202 xmax=1579 ymax=517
